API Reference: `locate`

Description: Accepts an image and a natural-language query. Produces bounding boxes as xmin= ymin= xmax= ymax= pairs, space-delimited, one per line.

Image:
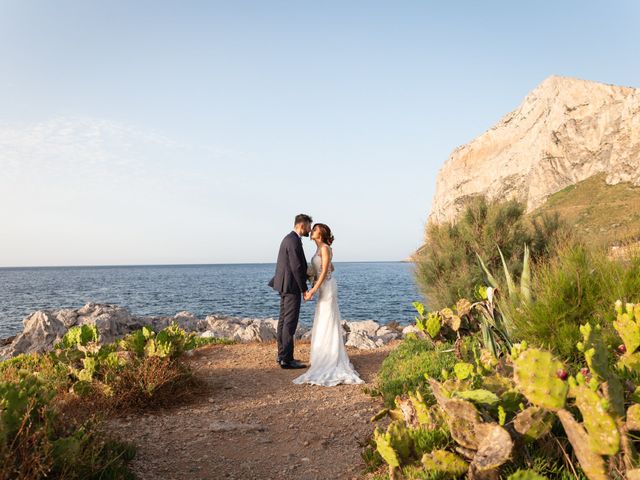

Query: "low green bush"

xmin=414 ymin=196 xmax=568 ymax=310
xmin=0 ymin=323 xmax=223 ymax=479
xmin=506 ymin=244 xmax=640 ymax=361
xmin=376 ymin=336 xmax=456 ymax=406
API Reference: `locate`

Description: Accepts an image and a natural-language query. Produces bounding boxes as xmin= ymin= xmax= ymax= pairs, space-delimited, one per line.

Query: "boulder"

xmin=2 ymin=310 xmax=67 ymax=358
xmin=345 ymin=320 xmax=380 ymax=337
xmin=376 ymin=325 xmax=402 ymax=342
xmin=173 ymin=311 xmax=199 ymax=331
xmin=402 ymin=324 xmax=425 ymax=337
xmin=345 ymin=331 xmax=379 ymax=350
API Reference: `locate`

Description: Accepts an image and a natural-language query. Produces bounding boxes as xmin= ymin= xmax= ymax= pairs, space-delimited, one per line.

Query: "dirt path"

xmin=107 ymin=340 xmax=397 ymax=480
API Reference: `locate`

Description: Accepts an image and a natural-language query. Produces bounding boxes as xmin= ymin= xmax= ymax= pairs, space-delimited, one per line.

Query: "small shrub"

xmin=506 ymin=244 xmax=640 ymax=361
xmin=415 ymin=196 xmax=568 ymax=310
xmin=0 ymin=322 xmax=218 ymax=479
xmin=377 ymin=337 xmax=456 ymax=406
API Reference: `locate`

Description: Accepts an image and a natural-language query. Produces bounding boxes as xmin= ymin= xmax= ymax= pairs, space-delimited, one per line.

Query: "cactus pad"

xmin=557 ymin=409 xmax=607 ymax=480
xmin=395 ymin=395 xmax=418 ymax=428
xmin=513 ymin=407 xmax=555 ymax=441
xmin=422 ymin=450 xmax=468 ymax=476
xmin=513 ymin=348 xmax=568 ymax=410
xmin=627 ymin=404 xmax=640 ymax=431
xmin=481 ymin=373 xmax=515 ymax=396
xmin=613 ymin=312 xmax=640 ymax=355
xmin=453 ymin=389 xmax=500 ymax=406
xmin=454 ymin=362 xmax=474 ymax=380
xmin=373 ymin=427 xmax=400 ymax=468
xmin=456 ymin=298 xmax=472 ymax=316
xmin=573 ymin=385 xmax=620 ymax=456
xmin=617 ymin=352 xmax=640 ymax=372
xmin=449 ymin=417 xmax=481 ymax=449
xmin=507 ymin=470 xmax=548 ymax=480
xmin=472 ymin=423 xmax=513 ymax=471
xmin=409 ymin=391 xmax=439 ymax=429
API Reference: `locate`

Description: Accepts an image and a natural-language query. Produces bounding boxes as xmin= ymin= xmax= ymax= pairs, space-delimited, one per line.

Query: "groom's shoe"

xmin=279 ymin=359 xmax=307 ymax=369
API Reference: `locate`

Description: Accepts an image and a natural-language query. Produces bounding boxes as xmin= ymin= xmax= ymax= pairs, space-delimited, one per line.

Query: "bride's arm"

xmin=307 ymin=245 xmax=331 ymax=298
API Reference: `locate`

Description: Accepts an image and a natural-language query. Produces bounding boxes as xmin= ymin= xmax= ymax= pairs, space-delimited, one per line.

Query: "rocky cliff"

xmin=429 ymin=76 xmax=640 ymax=225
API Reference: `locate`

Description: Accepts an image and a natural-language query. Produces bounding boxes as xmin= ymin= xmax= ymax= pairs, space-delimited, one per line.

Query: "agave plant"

xmin=473 ymin=244 xmax=533 ymax=356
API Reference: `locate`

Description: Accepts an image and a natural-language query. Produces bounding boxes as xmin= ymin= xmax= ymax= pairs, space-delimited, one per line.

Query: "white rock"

xmin=376 ymin=325 xmax=401 ymax=341
xmin=402 ymin=325 xmax=425 ymax=337
xmin=173 ymin=311 xmax=199 ymax=331
xmin=346 ymin=320 xmax=380 ymax=337
xmin=2 ymin=311 xmax=67 ymax=358
xmin=345 ymin=331 xmax=378 ymax=350
xmin=55 ymin=309 xmax=78 ymax=328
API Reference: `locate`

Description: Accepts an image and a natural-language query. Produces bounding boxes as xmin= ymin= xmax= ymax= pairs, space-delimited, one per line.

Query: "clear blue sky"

xmin=1 ymin=1 xmax=639 ymax=266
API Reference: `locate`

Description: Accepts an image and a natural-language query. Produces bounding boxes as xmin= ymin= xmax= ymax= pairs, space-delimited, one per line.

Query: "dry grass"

xmin=533 ymin=173 xmax=640 ymax=248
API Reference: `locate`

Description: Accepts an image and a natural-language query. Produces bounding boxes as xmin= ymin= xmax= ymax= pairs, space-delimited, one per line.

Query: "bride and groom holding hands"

xmin=268 ymin=214 xmax=363 ymax=386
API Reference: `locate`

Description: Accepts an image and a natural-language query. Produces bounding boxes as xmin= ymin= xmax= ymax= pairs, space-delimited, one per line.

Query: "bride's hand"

xmin=304 ymin=290 xmax=314 ymax=301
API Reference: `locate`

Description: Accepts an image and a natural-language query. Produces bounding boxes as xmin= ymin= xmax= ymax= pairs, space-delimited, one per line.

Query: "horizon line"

xmin=0 ymin=260 xmax=413 ymax=269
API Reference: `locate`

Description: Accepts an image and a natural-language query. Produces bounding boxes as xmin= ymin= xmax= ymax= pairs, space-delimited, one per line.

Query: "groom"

xmin=268 ymin=214 xmax=312 ymax=369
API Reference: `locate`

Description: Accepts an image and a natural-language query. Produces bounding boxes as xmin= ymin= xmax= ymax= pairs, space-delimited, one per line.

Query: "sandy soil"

xmin=106 ymin=340 xmax=397 ymax=480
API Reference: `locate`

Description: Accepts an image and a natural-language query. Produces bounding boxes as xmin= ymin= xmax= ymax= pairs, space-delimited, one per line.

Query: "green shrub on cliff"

xmin=414 ymin=196 xmax=569 ymax=310
xmin=504 ymin=244 xmax=640 ymax=361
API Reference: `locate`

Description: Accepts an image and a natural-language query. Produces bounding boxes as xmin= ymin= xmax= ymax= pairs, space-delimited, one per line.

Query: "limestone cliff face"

xmin=429 ymin=76 xmax=640 ymax=225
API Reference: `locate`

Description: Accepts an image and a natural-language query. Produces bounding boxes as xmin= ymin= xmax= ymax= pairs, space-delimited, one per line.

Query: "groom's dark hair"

xmin=294 ymin=214 xmax=313 ymax=226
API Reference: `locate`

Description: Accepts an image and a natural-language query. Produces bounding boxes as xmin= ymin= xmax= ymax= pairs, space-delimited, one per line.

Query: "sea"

xmin=0 ymin=262 xmax=421 ymax=338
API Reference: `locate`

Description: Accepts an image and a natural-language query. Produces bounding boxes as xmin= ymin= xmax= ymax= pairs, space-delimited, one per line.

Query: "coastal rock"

xmin=173 ymin=311 xmax=199 ymax=331
xmin=0 ymin=303 xmax=402 ymax=360
xmin=2 ymin=310 xmax=67 ymax=357
xmin=429 ymin=76 xmax=640 ymax=225
xmin=345 ymin=320 xmax=380 ymax=337
xmin=345 ymin=331 xmax=379 ymax=350
xmin=401 ymin=324 xmax=426 ymax=338
xmin=376 ymin=325 xmax=402 ymax=342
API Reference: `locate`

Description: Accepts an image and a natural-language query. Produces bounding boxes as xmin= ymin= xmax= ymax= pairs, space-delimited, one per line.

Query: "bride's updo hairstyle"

xmin=313 ymin=223 xmax=334 ymax=246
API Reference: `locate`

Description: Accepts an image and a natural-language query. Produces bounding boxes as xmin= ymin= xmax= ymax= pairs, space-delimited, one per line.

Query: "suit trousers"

xmin=277 ymin=292 xmax=301 ymax=362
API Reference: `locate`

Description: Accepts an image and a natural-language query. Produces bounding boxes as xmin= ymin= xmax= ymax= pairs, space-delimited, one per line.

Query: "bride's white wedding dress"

xmin=293 ymin=249 xmax=363 ymax=386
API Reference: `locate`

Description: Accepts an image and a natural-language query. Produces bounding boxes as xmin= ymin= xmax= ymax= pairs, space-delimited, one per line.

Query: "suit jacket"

xmin=268 ymin=231 xmax=308 ymax=295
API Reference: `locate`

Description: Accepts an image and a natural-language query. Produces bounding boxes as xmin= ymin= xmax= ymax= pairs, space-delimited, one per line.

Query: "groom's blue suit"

xmin=269 ymin=231 xmax=308 ymax=363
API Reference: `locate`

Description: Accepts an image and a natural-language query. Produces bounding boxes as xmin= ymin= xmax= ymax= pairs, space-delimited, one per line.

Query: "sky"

xmin=0 ymin=1 xmax=639 ymax=266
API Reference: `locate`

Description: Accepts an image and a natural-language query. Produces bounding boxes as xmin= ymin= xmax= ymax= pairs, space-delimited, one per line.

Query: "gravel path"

xmin=106 ymin=340 xmax=397 ymax=479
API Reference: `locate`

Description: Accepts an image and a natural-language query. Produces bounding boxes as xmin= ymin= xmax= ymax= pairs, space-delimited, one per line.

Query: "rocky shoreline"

xmin=0 ymin=303 xmax=421 ymax=360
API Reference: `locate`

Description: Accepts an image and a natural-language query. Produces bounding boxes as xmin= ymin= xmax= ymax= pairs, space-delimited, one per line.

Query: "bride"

xmin=293 ymin=223 xmax=363 ymax=386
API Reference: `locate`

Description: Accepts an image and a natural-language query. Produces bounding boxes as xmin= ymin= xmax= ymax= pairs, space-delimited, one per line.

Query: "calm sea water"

xmin=0 ymin=262 xmax=421 ymax=338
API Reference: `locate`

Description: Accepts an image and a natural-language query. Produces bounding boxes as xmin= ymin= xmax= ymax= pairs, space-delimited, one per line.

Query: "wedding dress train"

xmin=293 ymin=251 xmax=363 ymax=386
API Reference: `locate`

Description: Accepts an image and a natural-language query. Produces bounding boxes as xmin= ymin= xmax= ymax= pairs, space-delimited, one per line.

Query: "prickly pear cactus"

xmin=557 ymin=409 xmax=608 ymax=480
xmin=513 ymin=407 xmax=555 ymax=441
xmin=472 ymin=423 xmax=513 ymax=471
xmin=429 ymin=379 xmax=483 ymax=449
xmin=387 ymin=421 xmax=412 ymax=461
xmin=421 ymin=450 xmax=468 ymax=476
xmin=578 ymin=322 xmax=625 ymax=416
xmin=453 ymin=389 xmax=500 ymax=405
xmin=373 ymin=427 xmax=400 ymax=469
xmin=512 ymin=348 xmax=568 ymax=411
xmin=507 ymin=471 xmax=548 ymax=480
xmin=395 ymin=395 xmax=418 ymax=428
xmin=613 ymin=308 xmax=640 ymax=355
xmin=627 ymin=403 xmax=640 ymax=431
xmin=408 ymin=391 xmax=438 ymax=429
xmin=373 ymin=421 xmax=413 ymax=473
xmin=571 ymin=384 xmax=620 ymax=456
